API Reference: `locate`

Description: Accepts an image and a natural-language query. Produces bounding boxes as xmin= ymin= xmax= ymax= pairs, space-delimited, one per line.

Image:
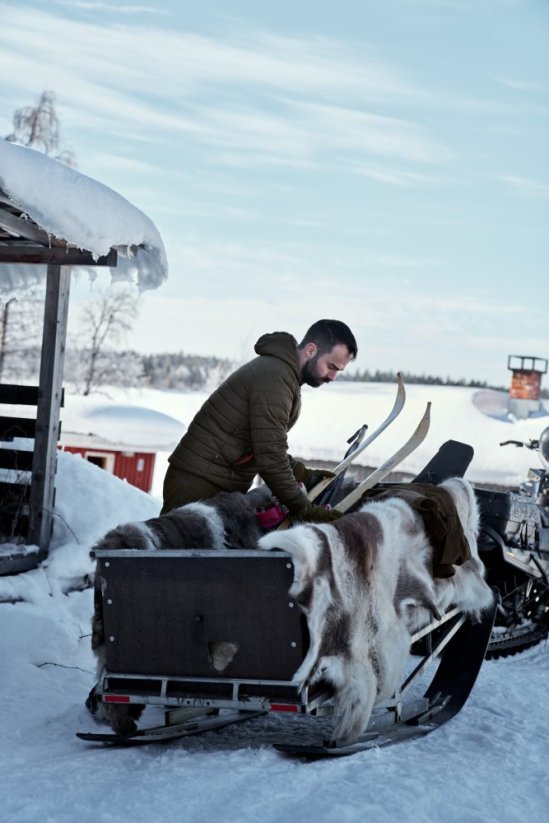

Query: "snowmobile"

xmin=78 ymin=377 xmax=498 ymax=757
xmin=476 ymin=426 xmax=549 ymax=658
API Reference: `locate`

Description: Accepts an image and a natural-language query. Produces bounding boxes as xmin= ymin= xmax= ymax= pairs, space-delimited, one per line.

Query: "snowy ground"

xmin=58 ymin=380 xmax=549 ymax=497
xmin=2 ymin=382 xmax=548 ymax=823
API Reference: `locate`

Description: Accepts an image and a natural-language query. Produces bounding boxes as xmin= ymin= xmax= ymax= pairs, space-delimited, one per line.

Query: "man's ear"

xmin=304 ymin=342 xmax=317 ymax=359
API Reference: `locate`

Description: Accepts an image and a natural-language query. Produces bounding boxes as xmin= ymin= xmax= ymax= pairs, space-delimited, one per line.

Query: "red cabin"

xmin=59 ymin=402 xmax=184 ymax=494
xmin=60 ymin=441 xmax=156 ymax=493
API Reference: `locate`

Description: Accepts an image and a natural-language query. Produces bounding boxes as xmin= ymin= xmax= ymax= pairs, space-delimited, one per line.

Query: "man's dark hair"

xmin=299 ymin=319 xmax=357 ymax=359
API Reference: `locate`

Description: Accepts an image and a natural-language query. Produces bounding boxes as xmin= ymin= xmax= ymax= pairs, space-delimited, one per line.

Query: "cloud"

xmin=498 ymin=175 xmax=549 ymax=198
xmin=493 ymin=75 xmax=549 ymax=95
xmin=46 ymin=0 xmax=168 ymax=15
xmin=350 ymin=165 xmax=445 ymax=187
xmin=0 ymin=4 xmax=448 ymax=172
xmin=1 ymin=7 xmax=418 ymax=103
xmin=286 ymin=101 xmax=451 ymax=164
xmin=91 ymin=152 xmax=158 ymax=175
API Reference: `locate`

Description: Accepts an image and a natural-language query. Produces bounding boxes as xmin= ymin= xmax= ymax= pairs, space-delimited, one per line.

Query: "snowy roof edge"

xmin=0 ymin=138 xmax=169 ymax=294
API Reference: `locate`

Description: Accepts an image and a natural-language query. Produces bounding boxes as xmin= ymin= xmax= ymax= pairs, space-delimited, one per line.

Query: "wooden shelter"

xmin=0 ymin=137 xmax=167 ymax=576
xmin=0 ymin=191 xmax=118 ymax=573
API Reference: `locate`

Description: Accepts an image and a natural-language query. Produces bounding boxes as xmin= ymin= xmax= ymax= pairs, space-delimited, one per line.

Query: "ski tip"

xmin=421 ymin=401 xmax=432 ymax=422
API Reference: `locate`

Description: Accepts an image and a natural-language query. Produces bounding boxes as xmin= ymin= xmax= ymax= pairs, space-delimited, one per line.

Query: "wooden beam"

xmin=0 ymin=416 xmax=37 ymax=439
xmin=28 ymin=264 xmax=71 ymax=550
xmin=0 ymin=384 xmax=64 ymax=406
xmin=0 ymin=245 xmax=118 ymax=266
xmin=0 ymin=450 xmax=34 ymax=470
xmin=0 ymin=384 xmax=39 ymax=405
xmin=0 ymin=209 xmax=55 ymax=244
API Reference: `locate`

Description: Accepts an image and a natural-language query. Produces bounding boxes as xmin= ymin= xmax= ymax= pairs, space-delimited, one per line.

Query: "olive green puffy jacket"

xmin=168 ymin=332 xmax=308 ymax=514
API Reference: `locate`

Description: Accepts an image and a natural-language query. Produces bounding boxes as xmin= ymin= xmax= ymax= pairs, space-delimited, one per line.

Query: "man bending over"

xmin=162 ymin=319 xmax=357 ymax=523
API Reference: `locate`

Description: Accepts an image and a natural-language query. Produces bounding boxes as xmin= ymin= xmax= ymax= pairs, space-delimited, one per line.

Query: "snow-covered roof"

xmin=0 ymin=138 xmax=168 ymax=294
xmin=59 ymin=400 xmax=185 ymax=452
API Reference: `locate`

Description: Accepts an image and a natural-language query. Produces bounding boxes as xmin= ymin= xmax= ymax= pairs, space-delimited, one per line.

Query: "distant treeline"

xmin=342 ymin=368 xmax=495 ymax=389
xmin=6 ymin=346 xmax=545 ymax=395
xmin=0 ymin=347 xmax=234 ymax=392
xmin=140 ymin=352 xmax=234 ymax=390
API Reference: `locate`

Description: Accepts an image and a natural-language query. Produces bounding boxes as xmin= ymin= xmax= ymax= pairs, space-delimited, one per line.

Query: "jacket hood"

xmin=254 ymin=332 xmax=300 ymax=379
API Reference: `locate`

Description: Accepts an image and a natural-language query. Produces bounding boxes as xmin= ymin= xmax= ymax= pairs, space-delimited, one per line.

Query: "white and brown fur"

xmin=259 ymin=477 xmax=494 ymax=744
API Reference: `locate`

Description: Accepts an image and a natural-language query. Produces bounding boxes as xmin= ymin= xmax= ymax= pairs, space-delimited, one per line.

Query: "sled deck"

xmin=78 ymin=549 xmax=496 ymax=756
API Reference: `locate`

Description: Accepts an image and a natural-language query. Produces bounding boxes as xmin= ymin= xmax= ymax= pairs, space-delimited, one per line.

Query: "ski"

xmin=334 ymin=401 xmax=431 ymax=513
xmin=315 ymin=424 xmax=369 ymax=508
xmin=76 ymin=709 xmax=265 ymax=746
xmin=307 ymin=372 xmax=406 ymax=503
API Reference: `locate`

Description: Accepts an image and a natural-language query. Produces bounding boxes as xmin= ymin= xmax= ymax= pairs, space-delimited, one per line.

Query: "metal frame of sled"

xmin=80 ymin=548 xmax=496 ymax=755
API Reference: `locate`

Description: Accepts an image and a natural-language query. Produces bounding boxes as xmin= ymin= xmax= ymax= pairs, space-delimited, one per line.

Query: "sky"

xmin=0 ymin=0 xmax=548 ymax=386
xmin=2 ymin=386 xmax=549 ymax=822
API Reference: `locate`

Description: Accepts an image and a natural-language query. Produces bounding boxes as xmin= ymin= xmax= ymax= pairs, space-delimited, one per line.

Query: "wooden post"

xmin=29 ymin=264 xmax=71 ymax=551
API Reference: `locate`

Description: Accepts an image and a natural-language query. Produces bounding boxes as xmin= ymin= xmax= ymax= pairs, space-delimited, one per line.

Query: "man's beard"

xmin=301 ymin=354 xmax=331 ymax=388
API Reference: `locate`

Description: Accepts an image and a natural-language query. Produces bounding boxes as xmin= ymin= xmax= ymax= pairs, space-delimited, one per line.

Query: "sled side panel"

xmin=97 ymin=550 xmax=306 ymax=680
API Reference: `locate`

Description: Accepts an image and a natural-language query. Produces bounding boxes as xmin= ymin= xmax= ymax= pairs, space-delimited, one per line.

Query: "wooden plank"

xmin=0 ymin=209 xmax=55 ymax=244
xmin=28 ymin=264 xmax=71 ymax=550
xmin=0 ymin=385 xmax=39 ymax=405
xmin=0 ymin=450 xmax=34 ymax=470
xmin=0 ymin=245 xmax=117 ymax=266
xmin=0 ymin=384 xmax=64 ymax=407
xmin=100 ymin=553 xmax=306 ymax=680
xmin=0 ymin=480 xmax=31 ymax=498
xmin=0 ymin=416 xmax=36 ymax=439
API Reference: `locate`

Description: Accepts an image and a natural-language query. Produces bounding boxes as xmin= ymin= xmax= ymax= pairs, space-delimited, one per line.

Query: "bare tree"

xmin=0 ymin=298 xmax=16 ymax=382
xmin=0 ymin=297 xmax=44 ymax=383
xmin=1 ymin=92 xmax=76 ymax=385
xmin=74 ymin=286 xmax=141 ymax=395
xmin=5 ymin=90 xmax=76 ymax=167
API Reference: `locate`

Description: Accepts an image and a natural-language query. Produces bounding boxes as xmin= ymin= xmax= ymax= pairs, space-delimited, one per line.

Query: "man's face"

xmin=301 ymin=343 xmax=354 ymax=388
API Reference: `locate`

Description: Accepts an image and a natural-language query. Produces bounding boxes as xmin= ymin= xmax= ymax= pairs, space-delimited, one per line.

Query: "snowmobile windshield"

xmin=539 ymin=426 xmax=549 ymax=470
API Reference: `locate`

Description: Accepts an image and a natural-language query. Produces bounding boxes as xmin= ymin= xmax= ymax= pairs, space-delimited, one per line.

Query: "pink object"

xmin=256 ymin=506 xmax=287 ymax=529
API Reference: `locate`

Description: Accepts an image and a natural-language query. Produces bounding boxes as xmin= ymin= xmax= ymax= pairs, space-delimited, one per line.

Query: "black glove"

xmin=292 ymin=461 xmax=336 ymax=489
xmin=293 ymin=503 xmax=342 ymax=524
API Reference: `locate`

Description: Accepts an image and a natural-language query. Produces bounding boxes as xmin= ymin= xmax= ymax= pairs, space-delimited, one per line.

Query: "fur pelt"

xmin=258 ymin=477 xmax=494 ymax=743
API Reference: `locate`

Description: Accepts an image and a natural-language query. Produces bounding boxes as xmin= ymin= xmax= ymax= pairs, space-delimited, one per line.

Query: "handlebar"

xmin=500 ymin=439 xmax=540 ymax=450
